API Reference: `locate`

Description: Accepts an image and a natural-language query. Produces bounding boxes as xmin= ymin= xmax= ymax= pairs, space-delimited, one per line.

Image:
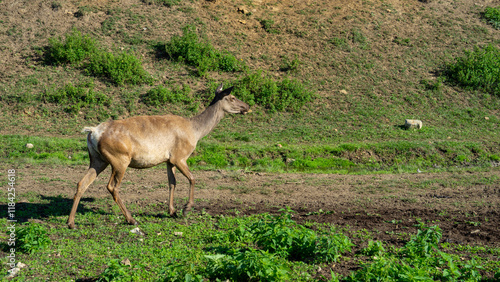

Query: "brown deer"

xmin=67 ymin=84 xmax=250 ymax=229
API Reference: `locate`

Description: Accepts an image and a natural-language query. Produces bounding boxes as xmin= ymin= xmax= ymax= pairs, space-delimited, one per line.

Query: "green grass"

xmin=227 ymin=71 xmax=315 ymax=112
xmin=0 ymin=207 xmax=497 ymax=281
xmin=41 ymin=81 xmax=111 ymax=115
xmin=1 ymin=134 xmax=498 ymax=174
xmin=44 ymin=29 xmax=98 ymax=66
xmin=85 ymin=50 xmax=153 ymax=86
xmin=45 ymin=29 xmax=153 ymax=86
xmin=346 ymin=223 xmax=485 ymax=281
xmin=483 ymin=6 xmax=500 ymax=29
xmin=164 ymin=25 xmax=246 ymax=76
xmin=142 ymin=84 xmax=195 ymax=107
xmin=444 ymin=44 xmax=500 ymax=97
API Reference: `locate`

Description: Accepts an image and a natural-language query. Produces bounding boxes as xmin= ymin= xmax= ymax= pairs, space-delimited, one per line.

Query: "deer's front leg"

xmin=167 ymin=163 xmax=177 ymax=217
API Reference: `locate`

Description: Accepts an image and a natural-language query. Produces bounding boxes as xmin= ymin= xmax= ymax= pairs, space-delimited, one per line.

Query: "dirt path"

xmin=14 ymin=165 xmax=500 ymax=248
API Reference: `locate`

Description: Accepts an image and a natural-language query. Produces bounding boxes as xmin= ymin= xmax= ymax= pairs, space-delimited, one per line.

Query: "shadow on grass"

xmin=0 ymin=195 xmax=99 ymax=223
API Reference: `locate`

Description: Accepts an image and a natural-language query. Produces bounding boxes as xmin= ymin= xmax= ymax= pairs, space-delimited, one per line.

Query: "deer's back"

xmin=92 ymin=115 xmax=196 ymax=168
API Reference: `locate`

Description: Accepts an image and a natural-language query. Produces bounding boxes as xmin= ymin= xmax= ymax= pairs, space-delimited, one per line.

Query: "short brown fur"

xmin=67 ymin=84 xmax=250 ymax=229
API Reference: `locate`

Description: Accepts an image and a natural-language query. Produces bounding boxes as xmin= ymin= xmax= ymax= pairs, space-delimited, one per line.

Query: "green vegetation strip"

xmin=1 ymin=135 xmax=498 ymax=173
xmin=445 ymin=44 xmax=500 ymax=97
xmin=3 ymin=208 xmax=498 ymax=280
xmin=45 ymin=29 xmax=152 ymax=86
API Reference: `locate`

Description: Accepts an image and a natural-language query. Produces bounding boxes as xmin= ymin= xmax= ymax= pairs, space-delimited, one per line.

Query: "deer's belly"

xmin=129 ymin=153 xmax=169 ymax=169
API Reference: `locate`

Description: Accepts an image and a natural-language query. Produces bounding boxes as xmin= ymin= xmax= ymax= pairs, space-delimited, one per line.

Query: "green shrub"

xmin=41 ymin=82 xmax=111 ymax=115
xmin=16 ymin=222 xmax=52 ymax=254
xmin=142 ymin=84 xmax=193 ymax=106
xmin=444 ymin=44 xmax=500 ymax=97
xmin=98 ymin=259 xmax=139 ymax=282
xmin=45 ymin=29 xmax=97 ymax=65
xmin=483 ymin=6 xmax=500 ymax=29
xmin=164 ymin=25 xmax=245 ymax=76
xmin=159 ymin=263 xmax=203 ymax=282
xmin=347 ymin=223 xmax=483 ymax=281
xmin=204 ymin=249 xmax=290 ymax=281
xmin=86 ymin=51 xmax=153 ymax=85
xmin=233 ymin=208 xmax=353 ymax=263
xmin=233 ymin=70 xmax=315 ymax=112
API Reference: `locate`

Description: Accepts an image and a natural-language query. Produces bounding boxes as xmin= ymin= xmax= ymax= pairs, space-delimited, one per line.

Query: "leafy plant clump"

xmin=45 ymin=30 xmax=152 ymax=86
xmin=444 ymin=44 xmax=500 ymax=97
xmin=204 ymin=249 xmax=290 ymax=281
xmin=164 ymin=25 xmax=245 ymax=76
xmin=16 ymin=222 xmax=52 ymax=254
xmin=98 ymin=259 xmax=139 ymax=282
xmin=347 ymin=222 xmax=483 ymax=281
xmin=86 ymin=51 xmax=153 ymax=86
xmin=232 ymin=70 xmax=315 ymax=112
xmin=44 ymin=29 xmax=98 ymax=66
xmin=142 ymin=84 xmax=193 ymax=106
xmin=229 ymin=208 xmax=353 ymax=263
xmin=40 ymin=82 xmax=111 ymax=115
xmin=483 ymin=6 xmax=500 ymax=29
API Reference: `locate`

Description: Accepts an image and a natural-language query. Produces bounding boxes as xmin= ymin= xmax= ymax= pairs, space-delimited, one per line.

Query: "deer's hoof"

xmin=182 ymin=205 xmax=194 ymax=216
xmin=127 ymin=218 xmax=138 ymax=225
xmin=169 ymin=209 xmax=178 ymax=218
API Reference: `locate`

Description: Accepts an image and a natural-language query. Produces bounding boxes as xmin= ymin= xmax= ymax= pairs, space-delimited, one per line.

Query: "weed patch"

xmin=483 ymin=6 xmax=500 ymax=29
xmin=45 ymin=30 xmax=152 ymax=85
xmin=229 ymin=70 xmax=315 ymax=112
xmin=44 ymin=29 xmax=97 ymax=66
xmin=40 ymin=82 xmax=111 ymax=115
xmin=86 ymin=51 xmax=153 ymax=86
xmin=444 ymin=44 xmax=500 ymax=97
xmin=347 ymin=222 xmax=483 ymax=281
xmin=164 ymin=25 xmax=245 ymax=76
xmin=226 ymin=208 xmax=353 ymax=263
xmin=142 ymin=84 xmax=194 ymax=107
xmin=204 ymin=249 xmax=290 ymax=281
xmin=16 ymin=222 xmax=52 ymax=254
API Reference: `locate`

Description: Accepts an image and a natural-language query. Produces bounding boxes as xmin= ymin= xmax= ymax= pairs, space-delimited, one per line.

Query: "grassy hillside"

xmin=0 ymin=0 xmax=499 ymax=172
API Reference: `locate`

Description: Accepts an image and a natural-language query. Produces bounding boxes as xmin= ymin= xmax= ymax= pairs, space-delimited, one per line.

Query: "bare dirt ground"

xmin=8 ymin=164 xmax=499 ymax=277
xmin=18 ymin=165 xmax=500 ymax=247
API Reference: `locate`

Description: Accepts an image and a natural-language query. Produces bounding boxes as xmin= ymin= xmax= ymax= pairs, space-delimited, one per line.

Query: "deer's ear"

xmin=220 ymin=86 xmax=234 ymax=97
xmin=215 ymin=83 xmax=224 ymax=94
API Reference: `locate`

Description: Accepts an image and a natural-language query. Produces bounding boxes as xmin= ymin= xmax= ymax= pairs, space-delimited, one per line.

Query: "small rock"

xmin=485 ymin=117 xmax=489 ymax=120
xmin=404 ymin=119 xmax=422 ymax=129
xmin=121 ymin=258 xmax=131 ymax=266
xmin=470 ymin=229 xmax=480 ymax=234
xmin=237 ymin=7 xmax=248 ymax=14
xmin=174 ymin=232 xmax=183 ymax=236
xmin=26 ymin=143 xmax=34 ymax=149
xmin=130 ymin=227 xmax=144 ymax=236
xmin=7 ymin=268 xmax=20 ymax=278
xmin=277 ymin=143 xmax=282 ymax=148
xmin=339 ymin=89 xmax=348 ymax=94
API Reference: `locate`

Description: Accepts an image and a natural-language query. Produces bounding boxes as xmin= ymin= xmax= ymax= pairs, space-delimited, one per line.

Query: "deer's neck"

xmin=190 ymin=103 xmax=225 ymax=141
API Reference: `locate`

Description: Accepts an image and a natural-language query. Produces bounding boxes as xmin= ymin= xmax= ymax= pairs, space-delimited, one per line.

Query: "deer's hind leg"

xmin=68 ymin=155 xmax=108 ymax=229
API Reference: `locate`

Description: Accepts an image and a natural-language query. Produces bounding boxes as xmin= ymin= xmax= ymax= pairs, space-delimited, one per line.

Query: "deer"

xmin=67 ymin=84 xmax=251 ymax=229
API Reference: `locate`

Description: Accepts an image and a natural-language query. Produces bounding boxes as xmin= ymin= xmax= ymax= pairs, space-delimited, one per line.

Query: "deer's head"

xmin=210 ymin=83 xmax=251 ymax=115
